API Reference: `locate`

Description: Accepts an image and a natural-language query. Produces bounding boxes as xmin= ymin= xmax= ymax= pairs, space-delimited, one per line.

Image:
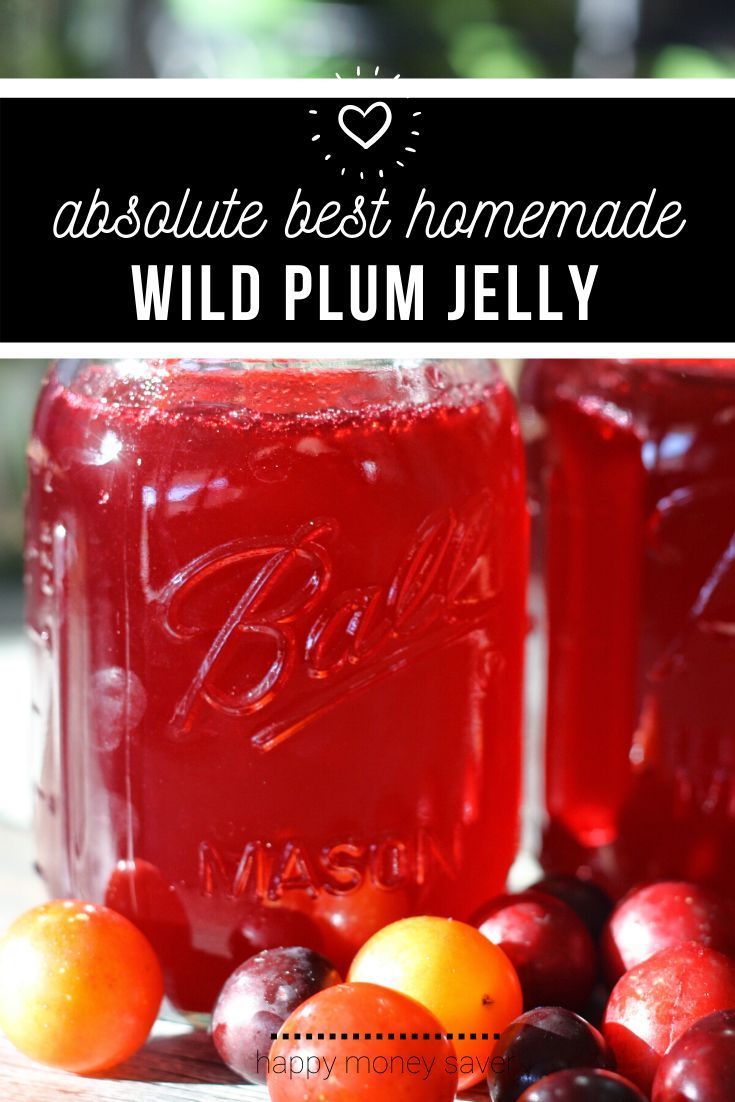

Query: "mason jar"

xmin=521 ymin=359 xmax=735 ymax=898
xmin=25 ymin=358 xmax=526 ymax=1012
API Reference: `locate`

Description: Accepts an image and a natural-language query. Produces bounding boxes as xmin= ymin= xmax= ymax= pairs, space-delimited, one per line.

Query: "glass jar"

xmin=25 ymin=358 xmax=526 ymax=1013
xmin=521 ymin=359 xmax=735 ymax=897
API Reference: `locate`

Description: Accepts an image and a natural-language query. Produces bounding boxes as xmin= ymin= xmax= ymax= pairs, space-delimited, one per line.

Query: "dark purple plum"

xmin=533 ymin=874 xmax=613 ymax=940
xmin=211 ymin=946 xmax=340 ymax=1083
xmin=488 ymin=1006 xmax=615 ymax=1102
xmin=653 ymin=1008 xmax=735 ymax=1102
xmin=475 ymin=891 xmax=598 ymax=1010
xmin=519 ymin=1069 xmax=647 ymax=1101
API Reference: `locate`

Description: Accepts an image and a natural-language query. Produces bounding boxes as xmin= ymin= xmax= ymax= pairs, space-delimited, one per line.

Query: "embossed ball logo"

xmin=159 ymin=496 xmax=497 ymax=750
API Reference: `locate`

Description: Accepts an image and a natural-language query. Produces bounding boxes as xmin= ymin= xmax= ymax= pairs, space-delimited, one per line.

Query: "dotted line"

xmin=272 ymin=1031 xmax=502 ymax=1042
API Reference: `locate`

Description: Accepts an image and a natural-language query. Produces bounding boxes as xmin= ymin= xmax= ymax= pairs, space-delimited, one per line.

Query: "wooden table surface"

xmin=0 ymin=824 xmax=487 ymax=1100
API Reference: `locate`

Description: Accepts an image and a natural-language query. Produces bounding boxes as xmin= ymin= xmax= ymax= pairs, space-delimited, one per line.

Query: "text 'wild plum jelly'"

xmin=522 ymin=359 xmax=735 ymax=897
xmin=26 ymin=359 xmax=526 ymax=1013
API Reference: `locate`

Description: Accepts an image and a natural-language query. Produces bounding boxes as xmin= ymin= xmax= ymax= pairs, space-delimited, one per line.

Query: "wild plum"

xmin=488 ymin=1006 xmax=614 ymax=1102
xmin=519 ymin=1069 xmax=646 ymax=1101
xmin=653 ymin=1008 xmax=735 ymax=1102
xmin=602 ymin=880 xmax=735 ymax=983
xmin=211 ymin=946 xmax=340 ymax=1083
xmin=533 ymin=874 xmax=613 ymax=940
xmin=603 ymin=941 xmax=735 ymax=1094
xmin=475 ymin=891 xmax=598 ymax=1010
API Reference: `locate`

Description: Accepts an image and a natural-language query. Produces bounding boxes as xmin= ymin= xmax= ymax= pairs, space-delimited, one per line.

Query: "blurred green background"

xmin=0 ymin=363 xmax=45 ymax=593
xmin=0 ymin=363 xmax=45 ymax=829
xmin=1 ymin=0 xmax=735 ymax=78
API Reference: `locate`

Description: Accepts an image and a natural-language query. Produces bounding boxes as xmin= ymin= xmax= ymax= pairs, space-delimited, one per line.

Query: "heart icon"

xmin=338 ymin=102 xmax=392 ymax=150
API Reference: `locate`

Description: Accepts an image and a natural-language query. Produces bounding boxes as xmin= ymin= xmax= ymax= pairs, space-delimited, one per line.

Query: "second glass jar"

xmin=522 ymin=358 xmax=735 ymax=897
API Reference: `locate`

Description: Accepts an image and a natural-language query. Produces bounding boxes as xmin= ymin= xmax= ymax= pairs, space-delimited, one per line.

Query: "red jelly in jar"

xmin=521 ymin=359 xmax=735 ymax=897
xmin=26 ymin=359 xmax=526 ymax=1013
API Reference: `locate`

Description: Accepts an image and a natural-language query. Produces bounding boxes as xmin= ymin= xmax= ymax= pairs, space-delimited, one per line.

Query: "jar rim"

xmin=50 ymin=358 xmax=502 ymax=420
xmin=57 ymin=357 xmax=443 ymax=377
